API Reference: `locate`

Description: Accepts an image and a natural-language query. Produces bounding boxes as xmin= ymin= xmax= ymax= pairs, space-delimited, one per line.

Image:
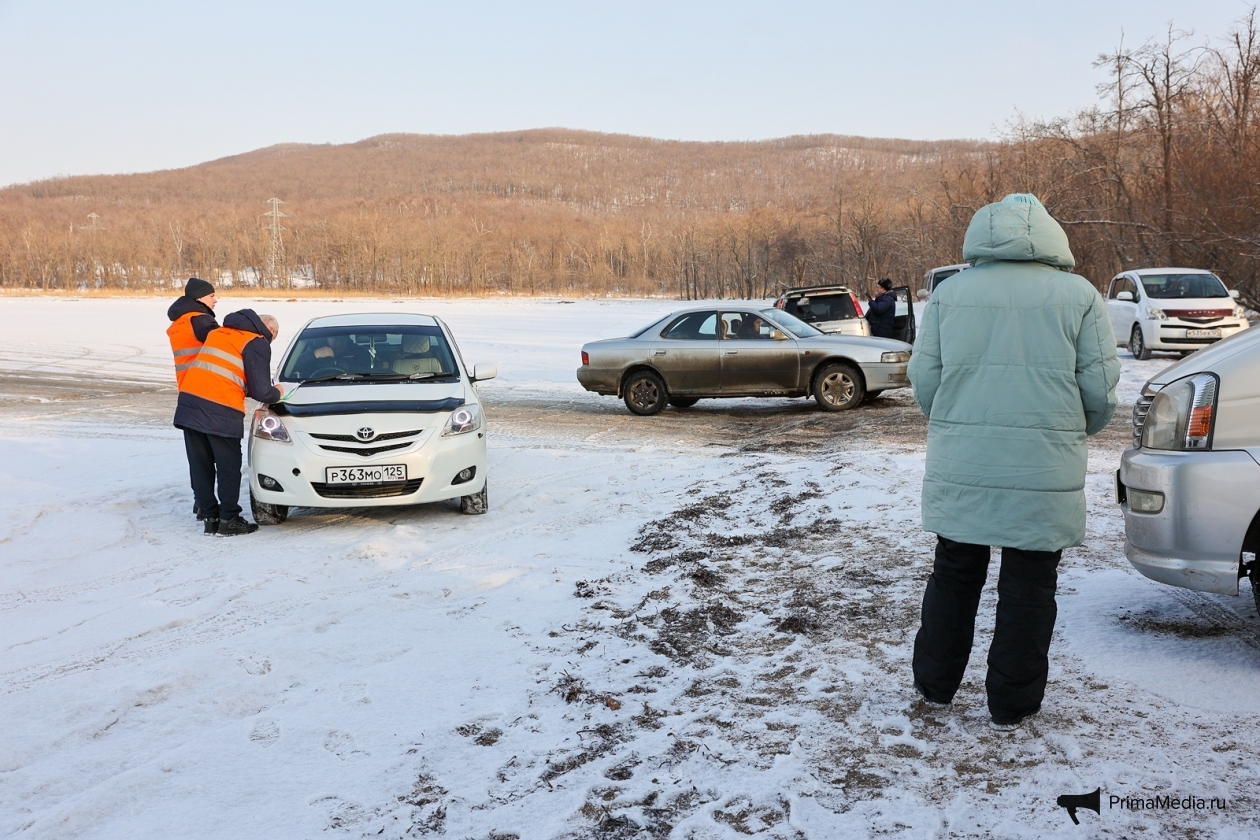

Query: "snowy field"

xmin=1 ymin=295 xmax=1258 ymax=839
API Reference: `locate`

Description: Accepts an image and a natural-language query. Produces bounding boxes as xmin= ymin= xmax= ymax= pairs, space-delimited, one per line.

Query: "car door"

xmin=1109 ymin=275 xmax=1140 ymax=344
xmin=719 ymin=311 xmax=800 ymax=394
xmin=890 ymin=285 xmax=916 ymax=344
xmin=648 ymin=311 xmax=720 ymax=395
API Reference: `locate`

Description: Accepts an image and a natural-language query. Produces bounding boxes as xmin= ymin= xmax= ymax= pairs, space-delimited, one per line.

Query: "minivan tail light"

xmin=581 ymin=350 xmax=590 ymax=366
xmin=850 ymin=293 xmax=864 ymax=317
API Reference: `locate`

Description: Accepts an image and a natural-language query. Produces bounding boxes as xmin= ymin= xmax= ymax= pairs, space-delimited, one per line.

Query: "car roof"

xmin=1126 ymin=267 xmax=1217 ymax=276
xmin=302 ymin=313 xmax=440 ymax=328
xmin=779 ymin=286 xmax=852 ymax=297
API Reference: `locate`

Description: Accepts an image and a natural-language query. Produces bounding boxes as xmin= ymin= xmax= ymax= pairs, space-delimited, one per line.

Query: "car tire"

xmin=460 ymin=480 xmax=488 ymax=515
xmin=250 ymin=491 xmax=288 ymax=525
xmin=623 ymin=370 xmax=668 ymax=416
xmin=1129 ymin=325 xmax=1152 ymax=360
xmin=1250 ymin=563 xmax=1260 ymax=617
xmin=669 ymin=397 xmax=699 ymax=408
xmin=813 ymin=363 xmax=865 ymax=411
xmin=864 ymin=389 xmax=885 ymax=403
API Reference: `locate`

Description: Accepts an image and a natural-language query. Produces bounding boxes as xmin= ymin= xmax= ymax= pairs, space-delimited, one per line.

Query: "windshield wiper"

xmin=300 ymin=372 xmax=365 ymax=384
xmin=298 ymin=371 xmax=451 ymax=384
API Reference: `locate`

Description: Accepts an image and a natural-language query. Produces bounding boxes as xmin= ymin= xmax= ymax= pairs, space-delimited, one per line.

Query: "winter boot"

xmin=203 ymin=518 xmax=219 ymax=536
xmin=217 ymin=516 xmax=259 ymax=537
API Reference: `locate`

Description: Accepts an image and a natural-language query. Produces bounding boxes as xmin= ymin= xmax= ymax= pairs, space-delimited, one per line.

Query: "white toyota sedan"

xmin=247 ymin=313 xmax=494 ymax=524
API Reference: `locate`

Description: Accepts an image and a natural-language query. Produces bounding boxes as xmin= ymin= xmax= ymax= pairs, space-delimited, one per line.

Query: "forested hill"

xmin=0 ymin=129 xmax=997 ymax=298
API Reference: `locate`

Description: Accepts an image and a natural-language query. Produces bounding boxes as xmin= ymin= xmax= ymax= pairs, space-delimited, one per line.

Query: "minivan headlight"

xmin=251 ymin=407 xmax=292 ymax=443
xmin=442 ymin=403 xmax=483 ymax=436
xmin=1140 ymin=373 xmax=1218 ymax=451
xmin=1145 ymin=306 xmax=1168 ymax=320
xmin=880 ymin=351 xmax=911 ymax=363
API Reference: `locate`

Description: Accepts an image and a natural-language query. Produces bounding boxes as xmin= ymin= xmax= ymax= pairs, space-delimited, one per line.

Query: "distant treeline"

xmin=3 ymin=12 xmax=1260 ymax=305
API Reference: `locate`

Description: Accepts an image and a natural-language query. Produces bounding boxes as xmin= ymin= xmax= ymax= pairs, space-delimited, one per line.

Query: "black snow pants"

xmin=184 ymin=429 xmax=244 ymax=522
xmin=912 ymin=536 xmax=1061 ymax=723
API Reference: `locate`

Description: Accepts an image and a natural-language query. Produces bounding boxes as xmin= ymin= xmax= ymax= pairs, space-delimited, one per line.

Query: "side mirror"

xmin=1229 ymin=289 xmax=1241 ymax=299
xmin=1116 ymin=290 xmax=1135 ymax=302
xmin=472 ymin=363 xmax=497 ymax=382
xmin=916 ymin=289 xmax=929 ymax=301
xmin=770 ymin=329 xmax=788 ymax=340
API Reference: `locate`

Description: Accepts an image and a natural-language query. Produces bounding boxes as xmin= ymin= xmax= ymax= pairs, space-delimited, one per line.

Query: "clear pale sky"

xmin=0 ymin=0 xmax=1252 ymax=187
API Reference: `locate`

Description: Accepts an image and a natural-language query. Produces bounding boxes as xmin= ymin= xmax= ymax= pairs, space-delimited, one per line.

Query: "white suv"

xmin=247 ymin=313 xmax=495 ymax=524
xmin=1105 ymin=268 xmax=1249 ymax=359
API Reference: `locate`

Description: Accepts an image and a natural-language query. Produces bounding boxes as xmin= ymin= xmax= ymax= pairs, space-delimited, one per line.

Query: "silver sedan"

xmin=576 ymin=306 xmax=912 ymax=415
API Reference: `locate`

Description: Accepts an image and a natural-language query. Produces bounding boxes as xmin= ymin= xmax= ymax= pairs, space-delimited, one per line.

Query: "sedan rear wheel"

xmin=813 ymin=363 xmax=865 ymax=412
xmin=624 ymin=370 xmax=668 ymax=416
xmin=1129 ymin=325 xmax=1152 ymax=360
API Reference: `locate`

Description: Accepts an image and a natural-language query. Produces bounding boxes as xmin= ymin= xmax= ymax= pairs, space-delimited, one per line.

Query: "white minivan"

xmin=1105 ymin=268 xmax=1249 ymax=359
xmin=248 ymin=313 xmax=495 ymax=525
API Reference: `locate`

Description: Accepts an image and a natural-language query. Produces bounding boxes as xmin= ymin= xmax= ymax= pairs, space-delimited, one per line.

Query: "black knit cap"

xmin=877 ymin=278 xmax=893 ymax=291
xmin=184 ymin=277 xmax=215 ymax=300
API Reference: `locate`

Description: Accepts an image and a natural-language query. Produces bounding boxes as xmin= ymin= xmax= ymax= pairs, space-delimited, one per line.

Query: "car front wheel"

xmin=623 ymin=370 xmax=668 ymax=416
xmin=250 ymin=491 xmax=289 ymax=525
xmin=1129 ymin=325 xmax=1152 ymax=360
xmin=460 ymin=480 xmax=488 ymax=515
xmin=813 ymin=363 xmax=865 ymax=411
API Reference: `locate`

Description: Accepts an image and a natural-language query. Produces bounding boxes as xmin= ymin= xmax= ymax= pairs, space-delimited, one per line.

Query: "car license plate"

xmin=1186 ymin=329 xmax=1221 ymax=338
xmin=325 ymin=464 xmax=407 ymax=484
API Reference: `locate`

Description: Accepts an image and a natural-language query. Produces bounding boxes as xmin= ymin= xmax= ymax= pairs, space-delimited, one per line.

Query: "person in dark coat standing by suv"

xmin=174 ymin=309 xmax=284 ymax=536
xmin=907 ymin=194 xmax=1118 ymax=730
xmin=865 ymin=278 xmax=897 ymax=338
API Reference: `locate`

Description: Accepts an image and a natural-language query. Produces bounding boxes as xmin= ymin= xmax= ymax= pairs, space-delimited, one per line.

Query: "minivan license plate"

xmin=1186 ymin=329 xmax=1221 ymax=338
xmin=326 ymin=464 xmax=407 ymax=484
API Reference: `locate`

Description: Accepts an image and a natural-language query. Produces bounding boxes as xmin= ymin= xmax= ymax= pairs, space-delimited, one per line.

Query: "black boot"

xmin=203 ymin=518 xmax=219 ymax=536
xmin=217 ymin=516 xmax=258 ymax=536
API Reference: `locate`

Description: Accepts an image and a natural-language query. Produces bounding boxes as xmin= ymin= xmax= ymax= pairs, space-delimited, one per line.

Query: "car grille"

xmin=1132 ymin=394 xmax=1154 ymax=447
xmin=310 ymin=478 xmax=424 ymax=499
xmin=307 ymin=429 xmax=423 ymax=457
xmin=317 ymin=441 xmax=413 ymax=457
xmin=309 ymin=429 xmax=422 ymax=443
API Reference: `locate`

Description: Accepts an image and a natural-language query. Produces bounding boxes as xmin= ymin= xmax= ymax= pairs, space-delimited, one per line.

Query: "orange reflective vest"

xmin=166 ymin=313 xmax=205 ymax=389
xmin=180 ymin=327 xmax=259 ymax=413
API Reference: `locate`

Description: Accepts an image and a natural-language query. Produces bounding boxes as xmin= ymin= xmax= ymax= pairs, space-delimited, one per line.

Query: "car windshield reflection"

xmin=280 ymin=325 xmax=460 ymax=383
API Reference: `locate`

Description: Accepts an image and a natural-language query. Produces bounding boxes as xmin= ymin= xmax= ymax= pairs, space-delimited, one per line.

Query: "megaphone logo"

xmin=1056 ymin=787 xmax=1101 ymax=825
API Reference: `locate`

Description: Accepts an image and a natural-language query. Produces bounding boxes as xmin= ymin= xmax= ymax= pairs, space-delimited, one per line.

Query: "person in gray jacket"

xmin=907 ymin=194 xmax=1119 ymax=729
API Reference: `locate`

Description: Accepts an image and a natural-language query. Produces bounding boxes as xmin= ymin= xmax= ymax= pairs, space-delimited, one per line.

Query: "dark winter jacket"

xmin=166 ymin=296 xmax=219 ymax=342
xmin=173 ymin=309 xmax=282 ymax=439
xmin=865 ymin=291 xmax=897 ymax=338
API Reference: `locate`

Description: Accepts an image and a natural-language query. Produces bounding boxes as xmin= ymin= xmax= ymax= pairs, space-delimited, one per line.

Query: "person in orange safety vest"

xmin=166 ymin=277 xmax=219 ymax=389
xmin=173 ymin=309 xmax=284 ymax=537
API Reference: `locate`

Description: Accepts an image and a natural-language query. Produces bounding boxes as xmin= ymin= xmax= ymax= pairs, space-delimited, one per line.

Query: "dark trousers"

xmin=912 ymin=536 xmax=1061 ymax=722
xmin=184 ymin=430 xmax=243 ymax=521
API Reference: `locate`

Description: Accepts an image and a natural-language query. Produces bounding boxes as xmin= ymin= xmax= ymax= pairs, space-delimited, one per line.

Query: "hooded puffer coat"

xmin=907 ymin=195 xmax=1120 ymax=551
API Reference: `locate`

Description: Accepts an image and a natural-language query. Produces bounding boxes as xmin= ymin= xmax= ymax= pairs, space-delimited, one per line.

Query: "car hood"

xmin=276 ymin=381 xmax=468 ymax=416
xmin=809 ymin=334 xmax=913 ymax=352
xmin=1147 ymin=326 xmax=1260 ymax=388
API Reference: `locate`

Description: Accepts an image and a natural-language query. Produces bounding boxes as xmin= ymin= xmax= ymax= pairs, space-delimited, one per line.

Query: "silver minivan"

xmin=1118 ymin=326 xmax=1260 ymax=606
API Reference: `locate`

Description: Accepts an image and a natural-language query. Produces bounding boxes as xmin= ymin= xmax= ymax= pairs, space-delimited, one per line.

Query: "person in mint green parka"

xmin=907 ymin=194 xmax=1119 ymax=730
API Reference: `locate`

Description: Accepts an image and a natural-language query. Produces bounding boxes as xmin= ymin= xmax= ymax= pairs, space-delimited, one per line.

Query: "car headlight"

xmin=880 ymin=351 xmax=911 ymax=363
xmin=1145 ymin=306 xmax=1167 ymax=321
xmin=251 ymin=407 xmax=291 ymax=443
xmin=442 ymin=403 xmax=483 ymax=437
xmin=1141 ymin=373 xmax=1218 ymax=451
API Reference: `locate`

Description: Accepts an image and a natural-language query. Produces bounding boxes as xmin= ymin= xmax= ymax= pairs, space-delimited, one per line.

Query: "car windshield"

xmin=280 ymin=325 xmax=460 ymax=383
xmin=628 ymin=318 xmax=665 ymax=339
xmin=785 ymin=292 xmax=857 ymax=323
xmin=1139 ymin=273 xmax=1229 ymax=299
xmin=759 ymin=308 xmax=822 ymax=338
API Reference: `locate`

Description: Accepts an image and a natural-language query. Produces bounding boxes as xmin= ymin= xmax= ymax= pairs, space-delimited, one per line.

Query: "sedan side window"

xmin=722 ymin=312 xmax=772 ymax=339
xmin=662 ymin=311 xmax=718 ymax=340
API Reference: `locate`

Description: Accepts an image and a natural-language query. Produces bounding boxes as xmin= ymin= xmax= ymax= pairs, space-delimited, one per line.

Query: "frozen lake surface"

xmin=0 ymin=295 xmax=1255 ymax=838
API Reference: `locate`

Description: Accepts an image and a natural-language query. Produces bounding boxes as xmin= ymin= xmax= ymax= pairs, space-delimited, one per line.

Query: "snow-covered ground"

xmin=1 ymin=296 xmax=1257 ymax=839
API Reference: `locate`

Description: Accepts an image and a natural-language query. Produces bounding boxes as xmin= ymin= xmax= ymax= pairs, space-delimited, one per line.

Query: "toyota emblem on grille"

xmin=355 ymin=427 xmax=376 ymax=441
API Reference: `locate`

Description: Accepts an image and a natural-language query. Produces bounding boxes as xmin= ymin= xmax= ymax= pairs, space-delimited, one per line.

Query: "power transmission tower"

xmin=262 ymin=198 xmax=287 ymax=288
